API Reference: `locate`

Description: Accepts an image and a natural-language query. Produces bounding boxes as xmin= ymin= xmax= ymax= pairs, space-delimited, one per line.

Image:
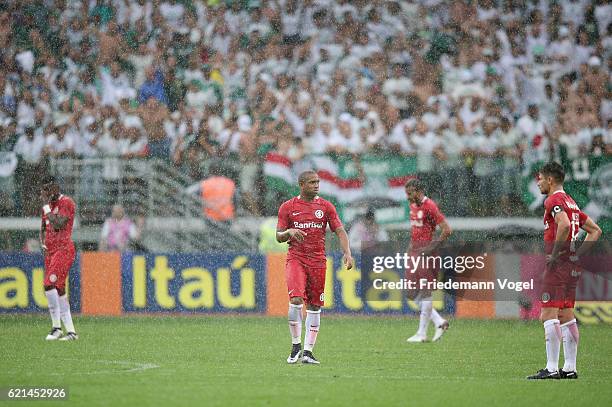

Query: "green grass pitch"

xmin=0 ymin=315 xmax=610 ymax=407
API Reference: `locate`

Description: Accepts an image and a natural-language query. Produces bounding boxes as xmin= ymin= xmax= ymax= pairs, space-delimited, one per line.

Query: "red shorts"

xmin=286 ymin=258 xmax=326 ymax=307
xmin=44 ymin=244 xmax=76 ymax=290
xmin=540 ymin=261 xmax=581 ymax=309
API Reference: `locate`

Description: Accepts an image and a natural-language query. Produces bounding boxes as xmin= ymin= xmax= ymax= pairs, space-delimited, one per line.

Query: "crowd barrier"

xmin=0 ymin=252 xmax=609 ymax=324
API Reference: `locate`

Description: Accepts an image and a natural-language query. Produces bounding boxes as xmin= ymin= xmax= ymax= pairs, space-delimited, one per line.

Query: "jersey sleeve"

xmin=578 ymin=210 xmax=588 ymax=227
xmin=546 ymin=195 xmax=565 ymax=219
xmin=326 ymin=201 xmax=343 ymax=232
xmin=276 ymin=202 xmax=289 ymax=231
xmin=428 ymin=201 xmax=446 ymax=225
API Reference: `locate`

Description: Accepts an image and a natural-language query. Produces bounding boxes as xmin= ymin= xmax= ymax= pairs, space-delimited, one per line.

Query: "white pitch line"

xmin=47 ymin=359 xmax=160 ymax=376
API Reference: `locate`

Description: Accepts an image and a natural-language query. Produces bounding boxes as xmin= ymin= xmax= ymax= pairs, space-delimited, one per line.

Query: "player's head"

xmin=298 ymin=170 xmax=319 ymax=199
xmin=404 ymin=178 xmax=424 ymax=204
xmin=40 ymin=175 xmax=60 ymax=202
xmin=537 ymin=162 xmax=565 ymax=195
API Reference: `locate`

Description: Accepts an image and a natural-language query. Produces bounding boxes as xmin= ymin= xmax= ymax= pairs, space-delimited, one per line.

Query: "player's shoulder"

xmin=279 ymin=197 xmax=298 ymax=209
xmin=545 ymin=191 xmax=573 ymax=208
xmin=314 ymin=196 xmax=338 ymax=212
xmin=423 ymin=197 xmax=441 ymax=211
xmin=59 ymin=195 xmax=76 ymax=207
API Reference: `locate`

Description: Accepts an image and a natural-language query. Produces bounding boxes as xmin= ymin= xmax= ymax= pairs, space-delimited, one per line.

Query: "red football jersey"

xmin=277 ymin=196 xmax=343 ymax=267
xmin=409 ymin=197 xmax=445 ymax=248
xmin=43 ymin=194 xmax=76 ymax=253
xmin=543 ymin=190 xmax=587 ymax=254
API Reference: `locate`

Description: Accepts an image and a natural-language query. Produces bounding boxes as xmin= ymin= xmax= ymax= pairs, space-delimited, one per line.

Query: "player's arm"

xmin=431 ymin=219 xmax=452 ymax=251
xmin=334 ymin=226 xmax=354 ymax=270
xmin=39 ymin=217 xmax=47 ymax=256
xmin=548 ymin=209 xmax=571 ymax=264
xmin=42 ymin=205 xmax=69 ymax=231
xmin=275 ymin=203 xmax=306 ymax=243
xmin=574 ymin=216 xmax=602 ymax=259
xmin=276 ymin=228 xmax=307 ymax=243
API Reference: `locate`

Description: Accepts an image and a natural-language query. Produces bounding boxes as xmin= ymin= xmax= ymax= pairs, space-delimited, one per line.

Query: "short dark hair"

xmin=404 ymin=177 xmax=424 ymax=192
xmin=298 ymin=170 xmax=318 ymax=184
xmin=540 ymin=162 xmax=565 ymax=183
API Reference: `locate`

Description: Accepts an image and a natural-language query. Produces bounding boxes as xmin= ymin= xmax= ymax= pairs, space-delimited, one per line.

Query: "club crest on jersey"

xmin=541 ymin=292 xmax=550 ymax=303
xmin=314 ymin=209 xmax=324 ymax=219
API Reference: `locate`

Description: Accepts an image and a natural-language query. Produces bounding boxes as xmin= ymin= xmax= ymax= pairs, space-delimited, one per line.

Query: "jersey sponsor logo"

xmin=293 ymin=221 xmax=324 ymax=229
xmin=314 ymin=210 xmax=324 ymax=219
xmin=410 ymin=219 xmax=423 ymax=227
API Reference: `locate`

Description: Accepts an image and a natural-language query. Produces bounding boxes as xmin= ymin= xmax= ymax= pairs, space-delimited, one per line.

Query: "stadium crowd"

xmin=0 ymin=0 xmax=610 ymax=219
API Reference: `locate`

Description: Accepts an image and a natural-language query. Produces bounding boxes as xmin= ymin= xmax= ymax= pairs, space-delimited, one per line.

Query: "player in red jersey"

xmin=276 ymin=170 xmax=354 ymax=364
xmin=39 ymin=176 xmax=78 ymax=341
xmin=404 ymin=179 xmax=452 ymax=343
xmin=527 ymin=162 xmax=601 ymax=380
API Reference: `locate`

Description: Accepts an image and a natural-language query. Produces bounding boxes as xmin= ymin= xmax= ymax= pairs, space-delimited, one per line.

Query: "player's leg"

xmin=405 ymin=272 xmax=426 ymax=342
xmin=286 ymin=260 xmax=306 ymax=363
xmin=527 ymin=304 xmax=562 ymax=379
xmin=431 ymin=303 xmax=449 ymax=342
xmin=302 ymin=267 xmax=325 ymax=364
xmin=43 ymin=254 xmax=62 ymax=340
xmin=408 ymin=269 xmax=436 ymax=342
xmin=528 ymin=269 xmax=564 ymax=379
xmin=558 ymin=280 xmax=579 ymax=379
xmin=51 ymin=248 xmax=78 ymax=340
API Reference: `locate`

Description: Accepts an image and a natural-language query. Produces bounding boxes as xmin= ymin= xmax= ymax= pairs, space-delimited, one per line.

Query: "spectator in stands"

xmin=99 ymin=204 xmax=144 ymax=252
xmin=186 ymin=163 xmax=236 ymax=223
xmin=138 ymin=66 xmax=168 ymax=105
xmin=0 ymin=0 xmax=607 ymax=220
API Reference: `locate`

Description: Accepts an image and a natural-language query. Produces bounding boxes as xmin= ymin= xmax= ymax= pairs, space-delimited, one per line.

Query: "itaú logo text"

xmin=294 ymin=221 xmax=324 ymax=229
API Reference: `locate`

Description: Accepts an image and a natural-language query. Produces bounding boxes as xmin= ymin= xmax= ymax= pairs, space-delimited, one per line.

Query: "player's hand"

xmin=343 ymin=253 xmax=354 ymax=270
xmin=546 ymin=251 xmax=565 ymax=266
xmin=288 ymin=229 xmax=307 ymax=242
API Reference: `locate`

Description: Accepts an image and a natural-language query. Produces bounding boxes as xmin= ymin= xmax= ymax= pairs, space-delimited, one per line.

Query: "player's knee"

xmin=539 ymin=308 xmax=558 ymax=322
xmin=290 ymin=297 xmax=304 ymax=305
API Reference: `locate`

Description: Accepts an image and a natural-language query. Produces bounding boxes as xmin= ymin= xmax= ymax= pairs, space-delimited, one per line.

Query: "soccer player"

xmin=404 ymin=178 xmax=452 ymax=342
xmin=39 ymin=176 xmax=78 ymax=341
xmin=276 ymin=170 xmax=354 ymax=364
xmin=527 ymin=162 xmax=601 ymax=379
